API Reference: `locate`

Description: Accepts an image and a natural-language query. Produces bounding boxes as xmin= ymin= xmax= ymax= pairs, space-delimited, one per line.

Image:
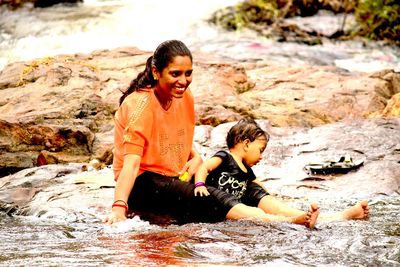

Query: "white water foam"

xmin=102 ymin=216 xmax=154 ymax=234
xmin=0 ymin=0 xmax=240 ymax=70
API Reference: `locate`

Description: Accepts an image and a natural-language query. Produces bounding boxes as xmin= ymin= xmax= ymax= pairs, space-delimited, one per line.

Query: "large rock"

xmin=0 ymin=163 xmax=114 ymax=221
xmin=234 ymin=66 xmax=400 ymax=127
xmin=0 ymin=47 xmax=398 ymax=171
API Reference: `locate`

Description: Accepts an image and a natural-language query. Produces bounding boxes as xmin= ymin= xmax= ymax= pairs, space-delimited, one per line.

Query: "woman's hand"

xmin=180 ymin=149 xmax=203 ymax=182
xmin=103 ymin=207 xmax=127 ymax=225
xmin=194 ymin=185 xmax=210 ymax=197
xmin=104 ymin=154 xmax=141 ymax=225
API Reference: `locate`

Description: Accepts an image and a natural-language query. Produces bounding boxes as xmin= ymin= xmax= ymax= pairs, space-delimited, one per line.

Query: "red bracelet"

xmin=113 ymin=199 xmax=128 ymax=207
xmin=112 ymin=203 xmax=128 ymax=212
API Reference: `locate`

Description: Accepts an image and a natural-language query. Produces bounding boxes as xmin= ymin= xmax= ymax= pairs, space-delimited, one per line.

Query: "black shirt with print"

xmin=206 ymin=150 xmax=256 ymax=199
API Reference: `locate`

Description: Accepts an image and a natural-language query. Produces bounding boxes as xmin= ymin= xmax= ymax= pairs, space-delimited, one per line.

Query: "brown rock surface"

xmin=0 ymin=47 xmax=398 ymax=171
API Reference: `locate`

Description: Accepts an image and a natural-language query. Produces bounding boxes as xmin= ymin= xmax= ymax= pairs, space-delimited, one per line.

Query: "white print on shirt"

xmin=218 ymin=172 xmax=247 ymax=198
xmin=158 ymin=130 xmax=186 ymax=174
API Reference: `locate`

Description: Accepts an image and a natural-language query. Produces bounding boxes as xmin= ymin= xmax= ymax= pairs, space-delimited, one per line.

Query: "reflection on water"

xmin=1 ymin=196 xmax=399 ymax=266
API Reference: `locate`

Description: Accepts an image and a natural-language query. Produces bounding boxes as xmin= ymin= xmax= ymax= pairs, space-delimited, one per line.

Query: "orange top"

xmin=112 ymin=88 xmax=195 ymax=180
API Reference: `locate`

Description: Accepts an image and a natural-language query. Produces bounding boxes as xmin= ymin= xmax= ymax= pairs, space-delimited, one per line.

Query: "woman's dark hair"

xmin=226 ymin=118 xmax=270 ymax=149
xmin=119 ymin=40 xmax=193 ymax=105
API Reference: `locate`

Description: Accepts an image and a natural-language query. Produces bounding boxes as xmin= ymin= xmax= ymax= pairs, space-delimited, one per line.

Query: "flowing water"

xmin=0 ymin=0 xmax=241 ymax=70
xmin=0 ymin=1 xmax=399 ymax=266
xmin=1 ymin=196 xmax=399 ymax=266
xmin=0 ymin=0 xmax=399 ymax=72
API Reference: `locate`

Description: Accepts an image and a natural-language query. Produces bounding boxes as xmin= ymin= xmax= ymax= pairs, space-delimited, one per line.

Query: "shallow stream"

xmin=1 ymin=196 xmax=399 ymax=266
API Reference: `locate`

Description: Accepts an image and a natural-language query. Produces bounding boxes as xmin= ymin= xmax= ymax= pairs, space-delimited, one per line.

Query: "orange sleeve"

xmin=119 ymin=92 xmax=153 ymax=157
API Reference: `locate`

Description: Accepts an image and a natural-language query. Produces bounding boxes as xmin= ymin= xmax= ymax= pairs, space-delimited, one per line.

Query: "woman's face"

xmin=154 ymin=55 xmax=193 ymax=99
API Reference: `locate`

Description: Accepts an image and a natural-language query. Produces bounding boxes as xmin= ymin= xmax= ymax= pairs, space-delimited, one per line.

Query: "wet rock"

xmin=0 ymin=163 xmax=114 ymax=220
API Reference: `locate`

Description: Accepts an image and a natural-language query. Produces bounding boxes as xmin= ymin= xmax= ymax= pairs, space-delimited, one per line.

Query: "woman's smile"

xmin=154 ymin=55 xmax=193 ymax=102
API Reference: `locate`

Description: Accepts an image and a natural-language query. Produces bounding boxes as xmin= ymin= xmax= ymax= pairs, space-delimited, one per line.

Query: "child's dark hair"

xmin=119 ymin=40 xmax=193 ymax=105
xmin=226 ymin=118 xmax=270 ymax=149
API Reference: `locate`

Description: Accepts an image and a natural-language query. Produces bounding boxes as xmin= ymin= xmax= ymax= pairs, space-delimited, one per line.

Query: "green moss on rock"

xmin=355 ymin=0 xmax=400 ymax=44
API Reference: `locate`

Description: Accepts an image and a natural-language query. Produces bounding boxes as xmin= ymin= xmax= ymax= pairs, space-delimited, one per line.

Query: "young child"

xmin=194 ymin=118 xmax=369 ymax=226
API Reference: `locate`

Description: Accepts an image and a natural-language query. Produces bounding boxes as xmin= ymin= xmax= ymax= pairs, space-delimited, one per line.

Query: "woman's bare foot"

xmin=292 ymin=203 xmax=319 ymax=229
xmin=341 ymin=200 xmax=369 ymax=220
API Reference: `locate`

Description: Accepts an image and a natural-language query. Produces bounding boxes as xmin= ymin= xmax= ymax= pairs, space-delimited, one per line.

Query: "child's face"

xmin=244 ymin=138 xmax=268 ymax=167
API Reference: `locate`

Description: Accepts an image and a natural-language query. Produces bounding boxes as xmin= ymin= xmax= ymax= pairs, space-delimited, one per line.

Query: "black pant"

xmin=127 ymin=171 xmax=239 ymax=224
xmin=128 ymin=172 xmax=269 ymax=224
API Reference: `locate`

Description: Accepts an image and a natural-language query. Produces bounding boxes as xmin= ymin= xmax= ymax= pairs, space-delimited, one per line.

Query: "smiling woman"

xmin=104 ymin=40 xmax=207 ymax=225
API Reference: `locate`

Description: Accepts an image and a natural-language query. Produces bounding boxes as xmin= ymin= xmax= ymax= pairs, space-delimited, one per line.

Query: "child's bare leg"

xmin=319 ymin=200 xmax=369 ymax=222
xmin=226 ymin=203 xmax=291 ymax=222
xmin=258 ymin=195 xmax=305 ymax=217
xmin=258 ymin=196 xmax=320 ymax=228
xmin=226 ymin=203 xmax=319 ymax=229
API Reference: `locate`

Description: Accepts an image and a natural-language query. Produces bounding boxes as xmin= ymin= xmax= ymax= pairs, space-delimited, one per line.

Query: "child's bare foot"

xmin=292 ymin=203 xmax=319 ymax=229
xmin=306 ymin=203 xmax=320 ymax=229
xmin=341 ymin=200 xmax=369 ymax=220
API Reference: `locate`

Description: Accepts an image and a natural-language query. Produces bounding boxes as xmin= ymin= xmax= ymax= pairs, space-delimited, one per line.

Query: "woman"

xmin=104 ymin=40 xmax=318 ymax=228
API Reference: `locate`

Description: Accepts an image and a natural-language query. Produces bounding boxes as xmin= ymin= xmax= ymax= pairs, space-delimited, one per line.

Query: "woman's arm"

xmin=104 ymin=154 xmax=141 ymax=224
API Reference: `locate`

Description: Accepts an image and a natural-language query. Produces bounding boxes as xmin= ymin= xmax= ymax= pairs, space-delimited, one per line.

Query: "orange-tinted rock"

xmin=0 ymin=47 xmax=398 ymax=170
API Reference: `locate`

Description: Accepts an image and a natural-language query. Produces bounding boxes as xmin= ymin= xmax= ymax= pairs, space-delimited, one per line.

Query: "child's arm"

xmin=194 ymin=156 xmax=223 ymax=197
xmin=251 ymin=179 xmax=269 ymax=193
